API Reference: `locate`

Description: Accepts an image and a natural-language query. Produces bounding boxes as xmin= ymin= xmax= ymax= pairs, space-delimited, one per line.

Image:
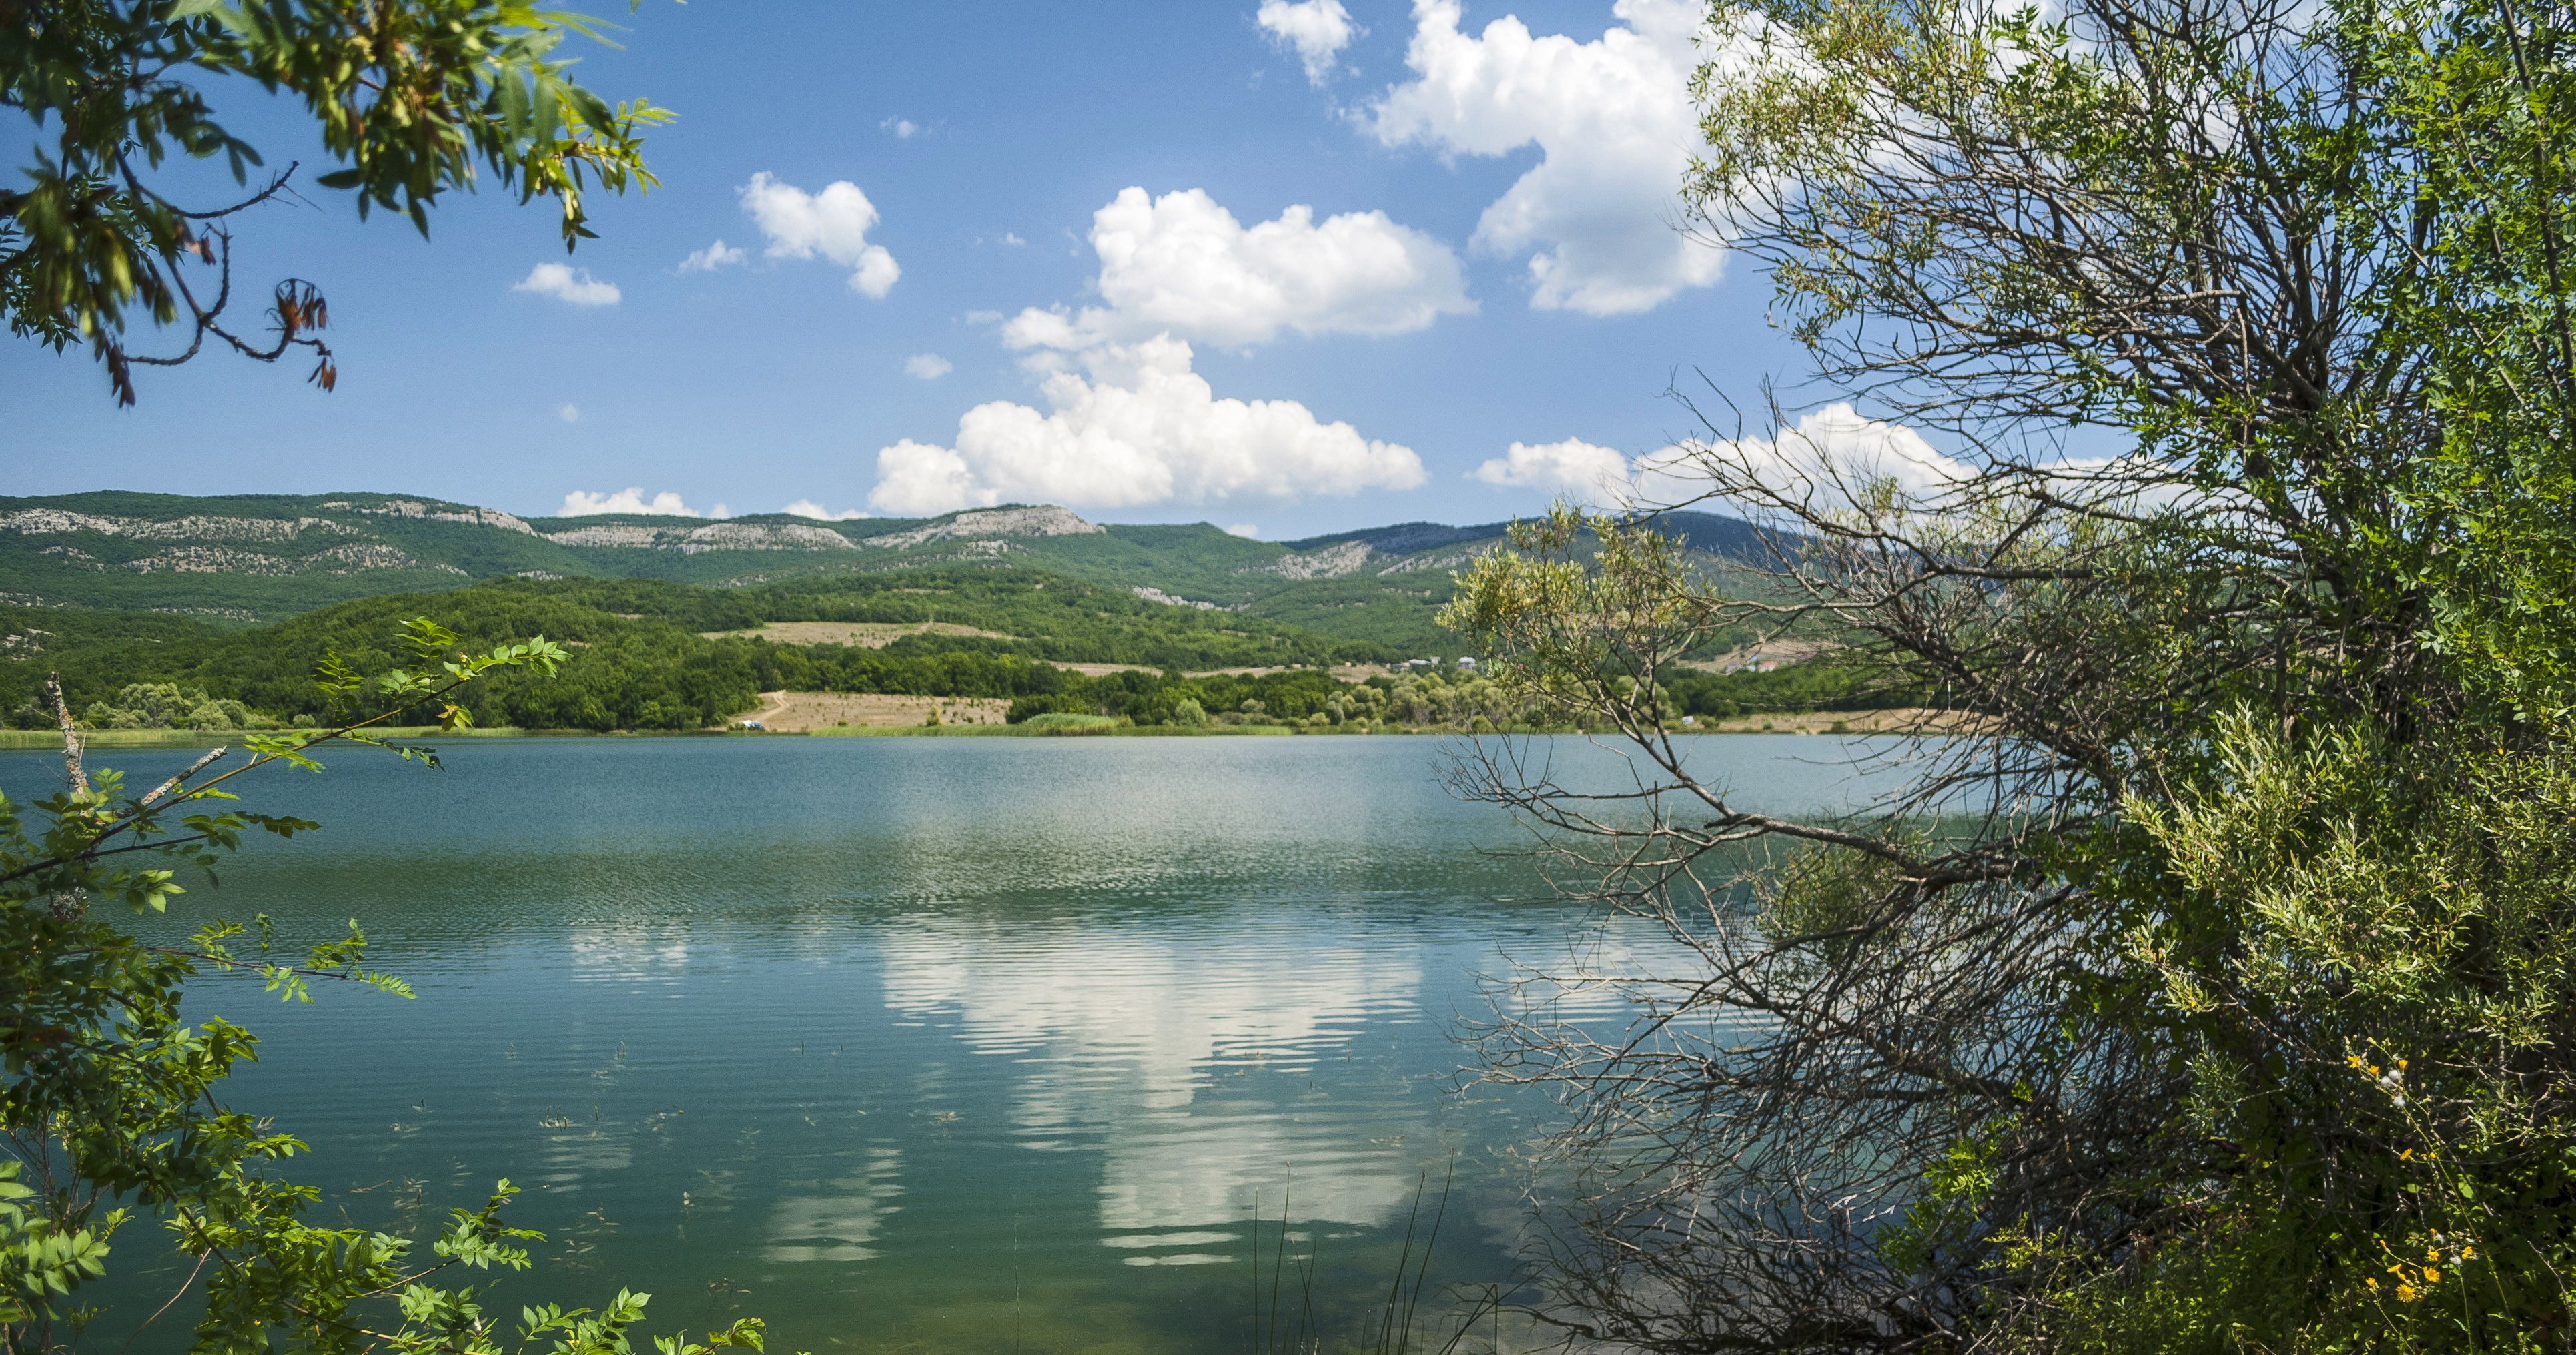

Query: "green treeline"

xmin=3 ymin=572 xmax=1893 ymax=733
xmin=1662 ymin=658 xmax=1915 ymax=719
xmin=4 ymin=589 xmax=1107 ymax=731
xmin=522 ymin=568 xmax=1389 ymax=668
xmin=1012 ymin=656 xmax=1903 ymax=729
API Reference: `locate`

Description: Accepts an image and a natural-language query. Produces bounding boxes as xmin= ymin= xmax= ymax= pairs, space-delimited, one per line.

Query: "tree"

xmin=1 ymin=622 xmax=773 ymax=1355
xmin=1 ymin=0 xmax=668 ymax=402
xmin=1440 ymin=0 xmax=2576 ymax=1344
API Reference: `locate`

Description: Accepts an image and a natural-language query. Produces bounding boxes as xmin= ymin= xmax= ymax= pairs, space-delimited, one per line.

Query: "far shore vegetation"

xmin=3 ymin=574 xmax=1895 ymax=739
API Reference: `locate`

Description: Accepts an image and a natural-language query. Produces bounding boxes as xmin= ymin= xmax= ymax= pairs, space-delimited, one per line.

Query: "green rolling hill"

xmin=1 ymin=491 xmax=1777 ymax=656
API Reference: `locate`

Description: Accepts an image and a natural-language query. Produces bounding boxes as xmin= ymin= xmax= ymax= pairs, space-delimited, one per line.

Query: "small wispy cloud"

xmin=513 ymin=262 xmax=621 ymax=307
xmin=1226 ymin=523 xmax=1261 ymax=538
xmin=559 ymin=488 xmax=700 ymax=517
xmin=881 ymin=115 xmax=921 ymax=138
xmin=1001 ymin=232 xmax=1027 ymax=247
xmin=679 ymin=239 xmax=747 ymax=273
xmin=903 ymin=353 xmax=954 ymax=380
xmin=558 ymin=404 xmax=581 ymax=423
xmin=783 ymin=499 xmax=869 ymax=521
xmin=1257 ymin=0 xmax=1359 ymax=85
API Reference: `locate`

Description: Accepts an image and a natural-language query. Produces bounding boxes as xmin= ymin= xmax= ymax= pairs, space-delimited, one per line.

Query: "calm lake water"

xmin=1 ymin=734 xmax=1911 ymax=1355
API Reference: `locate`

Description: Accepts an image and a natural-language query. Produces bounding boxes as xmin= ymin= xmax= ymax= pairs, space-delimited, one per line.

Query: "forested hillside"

xmin=1 ymin=568 xmax=1403 ymax=729
xmin=2 ymin=564 xmax=1882 ymax=735
xmin=0 ymin=492 xmax=1775 ymax=655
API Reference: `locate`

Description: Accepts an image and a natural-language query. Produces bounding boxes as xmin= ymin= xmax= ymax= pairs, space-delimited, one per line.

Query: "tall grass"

xmin=1249 ymin=1161 xmax=1494 ymax=1355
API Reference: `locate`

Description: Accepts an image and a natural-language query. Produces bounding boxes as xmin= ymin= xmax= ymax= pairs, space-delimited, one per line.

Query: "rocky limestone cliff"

xmin=1250 ymin=540 xmax=1376 ymax=580
xmin=539 ymin=520 xmax=861 ymax=552
xmin=866 ymin=506 xmax=1105 ymax=549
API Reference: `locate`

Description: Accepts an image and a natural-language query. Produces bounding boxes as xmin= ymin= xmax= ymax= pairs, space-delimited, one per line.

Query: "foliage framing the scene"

xmin=0 ymin=0 xmax=668 ymax=402
xmin=0 ymin=620 xmax=780 ymax=1355
xmin=1437 ymin=0 xmax=2576 ymax=1346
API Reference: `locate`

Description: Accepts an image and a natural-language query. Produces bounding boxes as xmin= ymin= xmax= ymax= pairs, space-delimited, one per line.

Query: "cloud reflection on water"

xmin=879 ymin=913 xmax=1434 ymax=1237
xmin=765 ymin=1147 xmax=905 ymax=1263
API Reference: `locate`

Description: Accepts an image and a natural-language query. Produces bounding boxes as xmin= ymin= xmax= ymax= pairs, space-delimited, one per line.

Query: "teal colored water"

xmin=0 ymin=735 xmax=1908 ymax=1354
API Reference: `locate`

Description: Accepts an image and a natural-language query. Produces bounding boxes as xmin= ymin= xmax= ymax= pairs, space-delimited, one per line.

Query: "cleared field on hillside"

xmin=1695 ymin=707 xmax=1990 ymax=734
xmin=738 ymin=691 xmax=1011 ymax=730
xmin=701 ymin=621 xmax=1013 ymax=646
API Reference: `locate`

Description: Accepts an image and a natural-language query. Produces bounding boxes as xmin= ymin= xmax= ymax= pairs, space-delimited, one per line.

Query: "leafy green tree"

xmin=80 ymin=682 xmax=270 ymax=731
xmin=2 ymin=0 xmax=667 ymax=402
xmin=1440 ymin=0 xmax=2576 ymax=1344
xmin=1 ymin=622 xmax=773 ymax=1354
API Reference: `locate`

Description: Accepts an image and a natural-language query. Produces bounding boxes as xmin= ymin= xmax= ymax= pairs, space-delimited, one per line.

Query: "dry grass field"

xmin=1691 ymin=707 xmax=1991 ymax=735
xmin=735 ymin=691 xmax=1013 ymax=730
xmin=1044 ymin=662 xmax=1307 ymax=677
xmin=700 ymin=621 xmax=1014 ymax=647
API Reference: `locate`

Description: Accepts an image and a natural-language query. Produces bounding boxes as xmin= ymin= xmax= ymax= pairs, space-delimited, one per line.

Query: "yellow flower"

xmin=2424 ymin=1268 xmax=2441 ymax=1283
xmin=2427 ymin=1249 xmax=2440 ymax=1265
xmin=2461 ymin=1246 xmax=2475 ymax=1260
xmin=2396 ymin=1284 xmax=2419 ymax=1302
xmin=2366 ymin=1278 xmax=2380 ymax=1291
xmin=2348 ymin=1055 xmax=2365 ymax=1069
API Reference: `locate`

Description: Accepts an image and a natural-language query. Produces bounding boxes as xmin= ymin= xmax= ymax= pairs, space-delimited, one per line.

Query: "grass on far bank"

xmin=0 ymin=706 xmax=1977 ymax=751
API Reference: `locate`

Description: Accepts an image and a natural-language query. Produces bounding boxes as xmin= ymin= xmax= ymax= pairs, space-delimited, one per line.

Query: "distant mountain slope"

xmin=0 ymin=492 xmax=1777 ymax=652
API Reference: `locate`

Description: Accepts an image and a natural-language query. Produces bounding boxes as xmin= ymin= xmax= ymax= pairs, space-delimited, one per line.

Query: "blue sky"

xmin=5 ymin=0 xmax=1837 ymax=538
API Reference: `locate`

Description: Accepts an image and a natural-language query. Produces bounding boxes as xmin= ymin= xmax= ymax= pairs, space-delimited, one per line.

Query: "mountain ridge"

xmin=0 ymin=491 xmax=1773 ymax=652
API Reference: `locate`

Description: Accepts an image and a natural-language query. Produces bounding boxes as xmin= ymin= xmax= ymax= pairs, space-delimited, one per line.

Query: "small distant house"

xmin=740 ymin=719 xmax=765 ymax=731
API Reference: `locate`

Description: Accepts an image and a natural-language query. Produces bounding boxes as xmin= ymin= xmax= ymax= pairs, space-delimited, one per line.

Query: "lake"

xmin=0 ymin=734 xmax=1911 ymax=1355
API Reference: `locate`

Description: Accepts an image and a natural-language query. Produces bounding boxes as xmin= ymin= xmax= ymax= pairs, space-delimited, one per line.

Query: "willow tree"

xmin=1444 ymin=0 xmax=2576 ymax=1346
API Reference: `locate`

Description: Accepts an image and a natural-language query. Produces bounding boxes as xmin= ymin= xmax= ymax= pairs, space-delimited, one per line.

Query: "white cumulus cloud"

xmin=558 ymin=488 xmax=702 ymax=517
xmin=1258 ymin=0 xmax=1360 ymax=85
xmin=1681 ymin=404 xmax=1968 ymax=504
xmin=1471 ymin=437 xmax=1638 ymax=502
xmin=782 ymin=499 xmax=870 ymax=520
xmin=739 ymin=171 xmax=901 ymax=299
xmin=1366 ymin=0 xmax=1728 ymax=315
xmin=1001 ymin=187 xmax=1472 ymax=351
xmin=868 ymin=336 xmax=1426 ymax=515
xmin=678 ymin=239 xmax=747 ymax=273
xmin=903 ymin=353 xmax=954 ymax=380
xmin=1226 ymin=522 xmax=1262 ymax=538
xmin=512 ymin=262 xmax=622 ymax=307
xmin=1474 ymin=406 xmax=1962 ymax=510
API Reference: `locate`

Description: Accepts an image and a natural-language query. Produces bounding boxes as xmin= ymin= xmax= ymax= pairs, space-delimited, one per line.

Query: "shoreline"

xmin=0 ymin=718 xmax=1968 ymax=750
